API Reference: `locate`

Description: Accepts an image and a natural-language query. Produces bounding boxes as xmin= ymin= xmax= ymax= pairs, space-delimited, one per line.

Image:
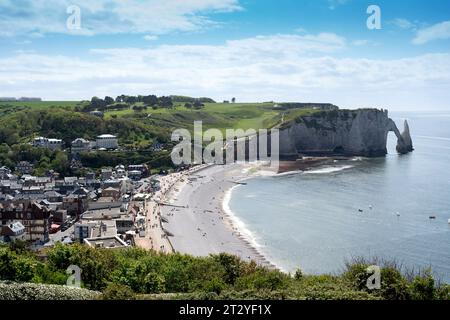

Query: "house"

xmin=16 ymin=161 xmax=34 ymax=175
xmin=128 ymin=170 xmax=142 ymax=180
xmin=62 ymin=194 xmax=88 ymax=217
xmin=115 ymin=165 xmax=126 ymax=178
xmin=33 ymin=137 xmax=63 ymax=150
xmin=84 ymin=235 xmax=128 ymax=249
xmin=127 ymin=164 xmax=149 ymax=177
xmin=71 ymin=138 xmax=92 ymax=153
xmin=86 ymin=172 xmax=96 ymax=180
xmin=1 ymin=222 xmax=26 ymax=242
xmin=101 ymin=187 xmax=120 ymax=200
xmin=0 ymin=201 xmax=52 ymax=243
xmin=0 ymin=166 xmax=11 ymax=179
xmin=44 ymin=190 xmax=63 ymax=202
xmin=115 ymin=218 xmax=134 ymax=234
xmin=74 ymin=222 xmax=92 ymax=243
xmin=96 ymin=134 xmax=118 ymax=150
xmin=101 ymin=168 xmax=113 ymax=181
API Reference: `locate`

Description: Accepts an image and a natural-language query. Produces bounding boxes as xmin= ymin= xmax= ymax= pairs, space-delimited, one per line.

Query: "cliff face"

xmin=279 ymin=109 xmax=413 ymax=158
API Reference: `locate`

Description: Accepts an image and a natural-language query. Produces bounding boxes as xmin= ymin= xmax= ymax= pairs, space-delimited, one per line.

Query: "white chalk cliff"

xmin=278 ymin=109 xmax=413 ymax=158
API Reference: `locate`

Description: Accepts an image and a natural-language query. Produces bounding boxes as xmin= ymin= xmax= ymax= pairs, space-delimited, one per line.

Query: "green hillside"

xmin=0 ymin=98 xmax=325 ymax=174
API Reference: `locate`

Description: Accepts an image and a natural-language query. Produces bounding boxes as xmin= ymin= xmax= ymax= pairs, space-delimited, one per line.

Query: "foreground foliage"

xmin=0 ymin=281 xmax=100 ymax=300
xmin=0 ymin=244 xmax=448 ymax=300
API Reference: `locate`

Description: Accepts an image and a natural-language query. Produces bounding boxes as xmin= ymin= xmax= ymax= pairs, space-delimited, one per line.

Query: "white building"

xmin=71 ymin=138 xmax=92 ymax=153
xmin=96 ymin=134 xmax=118 ymax=150
xmin=0 ymin=222 xmax=26 ymax=242
xmin=33 ymin=137 xmax=63 ymax=150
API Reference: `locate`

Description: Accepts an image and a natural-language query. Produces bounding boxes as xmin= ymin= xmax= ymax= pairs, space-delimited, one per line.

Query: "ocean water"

xmin=228 ymin=111 xmax=450 ymax=282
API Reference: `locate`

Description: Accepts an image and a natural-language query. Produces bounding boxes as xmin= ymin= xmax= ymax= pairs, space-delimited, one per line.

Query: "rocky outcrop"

xmin=396 ymin=120 xmax=413 ymax=154
xmin=278 ymin=109 xmax=413 ymax=158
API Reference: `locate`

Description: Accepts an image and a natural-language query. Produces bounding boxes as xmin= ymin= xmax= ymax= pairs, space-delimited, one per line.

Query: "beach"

xmin=159 ymin=163 xmax=276 ymax=268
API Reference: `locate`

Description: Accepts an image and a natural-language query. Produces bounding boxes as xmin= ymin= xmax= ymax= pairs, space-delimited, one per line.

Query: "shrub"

xmin=204 ymin=278 xmax=226 ymax=295
xmin=409 ymin=269 xmax=435 ymax=300
xmin=101 ymin=283 xmax=136 ymax=300
xmin=212 ymin=253 xmax=242 ymax=285
xmin=0 ymin=281 xmax=99 ymax=300
xmin=378 ymin=267 xmax=410 ymax=300
xmin=294 ymin=269 xmax=303 ymax=281
xmin=143 ymin=272 xmax=165 ymax=294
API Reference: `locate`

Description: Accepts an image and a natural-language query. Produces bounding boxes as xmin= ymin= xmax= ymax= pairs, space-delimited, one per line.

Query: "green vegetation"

xmin=0 ymin=281 xmax=100 ymax=300
xmin=0 ymin=244 xmax=448 ymax=300
xmin=0 ymin=96 xmax=330 ymax=174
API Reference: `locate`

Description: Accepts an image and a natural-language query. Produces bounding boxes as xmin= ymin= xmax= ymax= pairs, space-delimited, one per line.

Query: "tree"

xmin=184 ymin=102 xmax=193 ymax=109
xmin=90 ymin=97 xmax=106 ymax=110
xmin=125 ymin=96 xmax=138 ymax=104
xmin=143 ymin=95 xmax=158 ymax=106
xmin=104 ymin=96 xmax=114 ymax=106
xmin=158 ymin=96 xmax=173 ymax=108
xmin=231 ymin=97 xmax=236 ymax=103
xmin=193 ymin=101 xmax=204 ymax=109
xmin=51 ymin=151 xmax=70 ymax=176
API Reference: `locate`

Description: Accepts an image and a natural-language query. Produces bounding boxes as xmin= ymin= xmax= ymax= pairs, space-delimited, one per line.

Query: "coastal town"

xmin=0 ymin=132 xmax=196 ymax=253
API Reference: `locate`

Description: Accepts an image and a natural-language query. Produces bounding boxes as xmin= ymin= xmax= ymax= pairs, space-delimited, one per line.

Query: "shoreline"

xmin=160 ymin=163 xmax=278 ymax=269
xmin=159 ymin=157 xmax=356 ymax=271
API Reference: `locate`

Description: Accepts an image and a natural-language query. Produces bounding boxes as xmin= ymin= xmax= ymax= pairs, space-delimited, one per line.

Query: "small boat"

xmin=396 ymin=212 xmax=401 ymax=217
xmin=369 ymin=205 xmax=373 ymax=210
xmin=358 ymin=209 xmax=364 ymax=213
xmin=429 ymin=216 xmax=437 ymax=220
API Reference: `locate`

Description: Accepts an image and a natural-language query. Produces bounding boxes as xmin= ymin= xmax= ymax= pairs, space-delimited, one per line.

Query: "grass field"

xmin=0 ymin=100 xmax=321 ymax=141
xmin=105 ymin=102 xmax=289 ymax=135
xmin=0 ymin=101 xmax=80 ymax=109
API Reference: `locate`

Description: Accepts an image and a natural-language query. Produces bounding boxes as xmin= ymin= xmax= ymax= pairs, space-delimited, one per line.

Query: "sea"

xmin=227 ymin=111 xmax=450 ymax=282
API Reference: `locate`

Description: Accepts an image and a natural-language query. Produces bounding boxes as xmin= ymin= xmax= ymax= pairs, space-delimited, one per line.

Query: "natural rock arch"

xmin=387 ymin=119 xmax=414 ymax=154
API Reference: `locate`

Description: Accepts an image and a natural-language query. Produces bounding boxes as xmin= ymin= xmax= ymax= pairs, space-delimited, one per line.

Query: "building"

xmin=128 ymin=170 xmax=142 ymax=180
xmin=71 ymin=138 xmax=92 ymax=153
xmin=115 ymin=218 xmax=134 ymax=234
xmin=33 ymin=137 xmax=63 ymax=150
xmin=127 ymin=164 xmax=149 ymax=177
xmin=96 ymin=134 xmax=118 ymax=150
xmin=101 ymin=187 xmax=120 ymax=200
xmin=1 ymin=222 xmax=26 ymax=242
xmin=0 ymin=201 xmax=51 ymax=243
xmin=16 ymin=161 xmax=34 ymax=175
xmin=101 ymin=168 xmax=113 ymax=181
xmin=74 ymin=222 xmax=94 ymax=243
xmin=0 ymin=166 xmax=11 ymax=179
xmin=84 ymin=235 xmax=128 ymax=249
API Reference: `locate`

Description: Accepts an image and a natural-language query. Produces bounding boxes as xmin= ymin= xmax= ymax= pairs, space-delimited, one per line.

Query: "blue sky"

xmin=1 ymin=0 xmax=450 ymax=110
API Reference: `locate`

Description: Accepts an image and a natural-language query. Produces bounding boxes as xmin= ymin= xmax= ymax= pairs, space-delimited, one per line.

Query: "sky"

xmin=1 ymin=0 xmax=450 ymax=110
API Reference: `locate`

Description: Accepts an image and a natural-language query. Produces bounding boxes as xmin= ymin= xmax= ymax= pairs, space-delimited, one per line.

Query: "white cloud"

xmin=0 ymin=33 xmax=449 ymax=109
xmin=327 ymin=0 xmax=349 ymax=10
xmin=0 ymin=0 xmax=242 ymax=37
xmin=144 ymin=35 xmax=159 ymax=41
xmin=413 ymin=21 xmax=450 ymax=45
xmin=391 ymin=18 xmax=416 ymax=30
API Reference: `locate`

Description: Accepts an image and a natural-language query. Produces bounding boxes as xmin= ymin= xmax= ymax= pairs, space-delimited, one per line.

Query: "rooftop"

xmin=97 ymin=134 xmax=117 ymax=138
xmin=84 ymin=235 xmax=128 ymax=249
